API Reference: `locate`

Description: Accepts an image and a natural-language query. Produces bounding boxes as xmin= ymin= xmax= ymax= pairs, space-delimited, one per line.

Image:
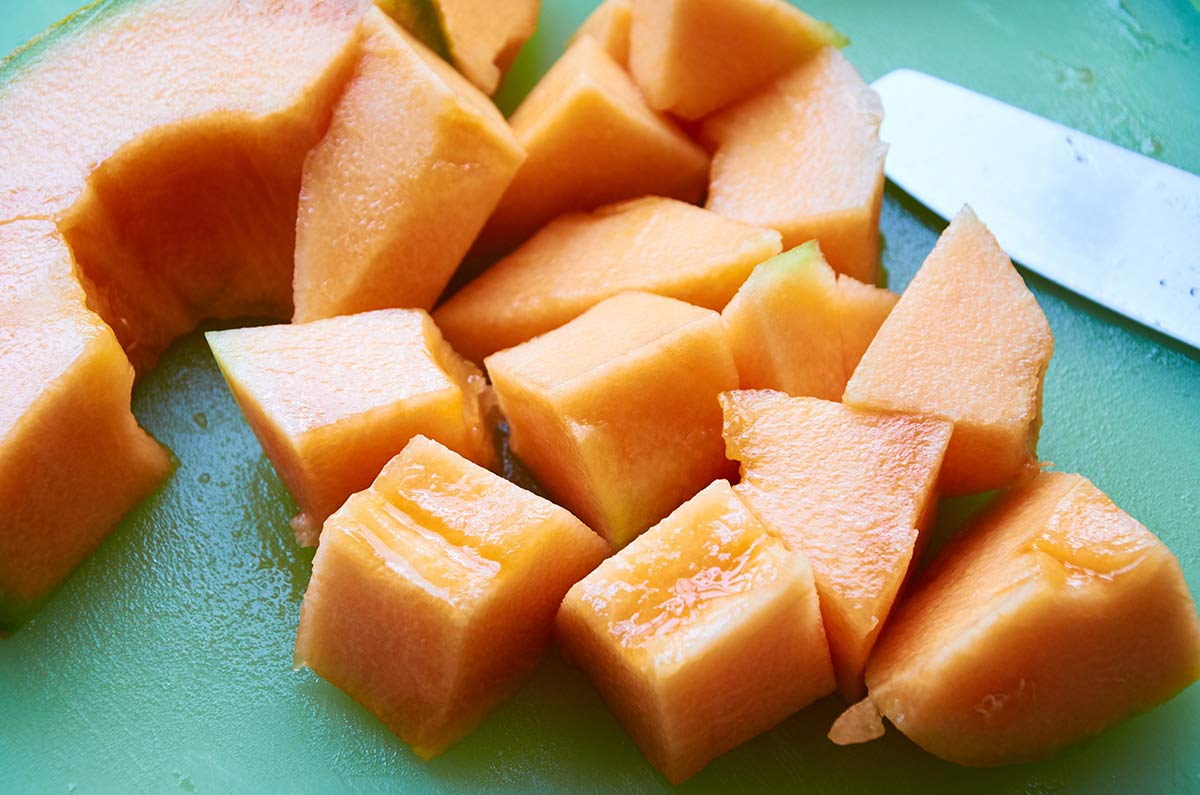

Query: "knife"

xmin=870 ymin=69 xmax=1200 ymax=350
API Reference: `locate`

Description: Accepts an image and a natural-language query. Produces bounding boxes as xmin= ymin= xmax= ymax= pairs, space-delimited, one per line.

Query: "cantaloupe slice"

xmin=0 ymin=222 xmax=171 ymax=630
xmin=855 ymin=472 xmax=1200 ymax=766
xmin=721 ymin=241 xmax=897 ymax=400
xmin=293 ymin=9 xmax=525 ymax=323
xmin=843 ymin=206 xmax=1054 ymax=495
xmin=627 ymin=0 xmax=845 ymax=121
xmin=572 ymin=0 xmax=633 ymax=66
xmin=475 ymin=37 xmax=709 ymax=255
xmin=704 ymin=47 xmax=887 ymax=284
xmin=721 ymin=390 xmax=952 ymax=698
xmin=486 ymin=292 xmax=739 ymax=549
xmin=435 ymin=196 xmax=782 ymax=363
xmin=557 ymin=479 xmax=834 ymax=783
xmin=296 ymin=435 xmax=606 ymax=758
xmin=206 ymin=309 xmax=492 ymax=546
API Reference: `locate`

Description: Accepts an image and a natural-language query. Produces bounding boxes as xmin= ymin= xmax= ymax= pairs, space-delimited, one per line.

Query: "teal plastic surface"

xmin=1 ymin=1 xmax=1198 ymax=792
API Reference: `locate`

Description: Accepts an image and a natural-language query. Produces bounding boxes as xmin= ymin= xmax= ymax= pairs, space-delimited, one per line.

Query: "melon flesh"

xmin=293 ymin=9 xmax=525 ymax=323
xmin=721 ymin=241 xmax=896 ymax=400
xmin=296 ymin=435 xmax=606 ymax=758
xmin=843 ymin=206 xmax=1054 ymax=495
xmin=486 ymin=292 xmax=739 ymax=549
xmin=206 ymin=309 xmax=493 ymax=546
xmin=863 ymin=472 xmax=1200 ymax=766
xmin=475 ymin=37 xmax=709 ymax=255
xmin=0 ymin=222 xmax=171 ymax=630
xmin=704 ymin=47 xmax=886 ymax=284
xmin=721 ymin=390 xmax=952 ymax=698
xmin=436 ymin=196 xmax=781 ymax=363
xmin=557 ymin=479 xmax=834 ymax=783
xmin=572 ymin=0 xmax=633 ymax=66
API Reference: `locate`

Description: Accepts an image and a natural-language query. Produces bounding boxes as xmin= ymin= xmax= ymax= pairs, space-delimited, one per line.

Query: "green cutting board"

xmin=2 ymin=1 xmax=1198 ymax=792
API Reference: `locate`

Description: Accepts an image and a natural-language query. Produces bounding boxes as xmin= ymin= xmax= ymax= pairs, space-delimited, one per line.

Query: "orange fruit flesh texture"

xmin=627 ymin=0 xmax=845 ymax=121
xmin=293 ymin=8 xmax=525 ymax=323
xmin=721 ymin=240 xmax=897 ymax=401
xmin=865 ymin=472 xmax=1200 ymax=766
xmin=205 ymin=309 xmax=493 ymax=547
xmin=843 ymin=206 xmax=1055 ymax=495
xmin=557 ymin=479 xmax=835 ymax=784
xmin=0 ymin=0 xmax=369 ymax=372
xmin=721 ymin=389 xmax=952 ymax=699
xmin=434 ymin=0 xmax=541 ymax=95
xmin=486 ymin=292 xmax=739 ymax=550
xmin=296 ymin=435 xmax=607 ymax=758
xmin=572 ymin=0 xmax=633 ymax=66
xmin=704 ymin=47 xmax=887 ymax=285
xmin=0 ymin=222 xmax=172 ymax=629
xmin=435 ymin=196 xmax=782 ymax=363
xmin=475 ymin=36 xmax=710 ymax=256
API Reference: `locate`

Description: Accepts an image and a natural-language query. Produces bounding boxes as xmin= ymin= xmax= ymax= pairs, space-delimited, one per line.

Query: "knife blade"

xmin=871 ymin=69 xmax=1200 ymax=350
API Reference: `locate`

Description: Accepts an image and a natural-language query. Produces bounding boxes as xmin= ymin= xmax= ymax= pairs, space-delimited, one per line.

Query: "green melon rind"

xmin=0 ymin=0 xmax=141 ymax=87
xmin=743 ymin=240 xmax=825 ymax=292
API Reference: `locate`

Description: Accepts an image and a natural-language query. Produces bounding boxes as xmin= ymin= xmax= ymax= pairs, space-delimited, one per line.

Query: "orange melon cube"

xmin=572 ymin=0 xmax=633 ymax=66
xmin=486 ymin=292 xmax=739 ymax=548
xmin=628 ymin=0 xmax=845 ymax=121
xmin=704 ymin=47 xmax=887 ymax=284
xmin=206 ymin=309 xmax=492 ymax=546
xmin=721 ymin=241 xmax=897 ymax=400
xmin=293 ymin=9 xmax=524 ymax=323
xmin=722 ymin=389 xmax=952 ymax=698
xmin=476 ymin=37 xmax=709 ymax=254
xmin=557 ymin=479 xmax=834 ymax=783
xmin=436 ymin=196 xmax=782 ymax=362
xmin=296 ymin=435 xmax=606 ymax=758
xmin=843 ymin=206 xmax=1055 ymax=495
xmin=859 ymin=472 xmax=1200 ymax=766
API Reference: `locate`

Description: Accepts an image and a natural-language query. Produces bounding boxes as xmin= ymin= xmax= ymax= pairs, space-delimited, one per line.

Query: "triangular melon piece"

xmin=572 ymin=0 xmax=633 ymax=66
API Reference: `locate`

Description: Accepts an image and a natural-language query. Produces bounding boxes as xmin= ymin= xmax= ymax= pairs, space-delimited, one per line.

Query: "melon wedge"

xmin=722 ymin=390 xmax=951 ymax=698
xmin=557 ymin=479 xmax=834 ymax=783
xmin=296 ymin=435 xmax=606 ymax=758
xmin=572 ymin=0 xmax=633 ymax=66
xmin=206 ymin=309 xmax=492 ymax=546
xmin=0 ymin=222 xmax=171 ymax=630
xmin=486 ymin=292 xmax=739 ymax=549
xmin=859 ymin=472 xmax=1200 ymax=766
xmin=843 ymin=206 xmax=1054 ymax=495
xmin=436 ymin=196 xmax=781 ymax=363
xmin=704 ymin=47 xmax=886 ymax=284
xmin=628 ymin=0 xmax=845 ymax=120
xmin=476 ymin=37 xmax=709 ymax=255
xmin=721 ymin=241 xmax=896 ymax=400
xmin=293 ymin=8 xmax=525 ymax=323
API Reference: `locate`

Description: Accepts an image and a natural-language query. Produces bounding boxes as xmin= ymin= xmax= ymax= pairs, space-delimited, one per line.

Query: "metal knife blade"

xmin=871 ymin=69 xmax=1200 ymax=350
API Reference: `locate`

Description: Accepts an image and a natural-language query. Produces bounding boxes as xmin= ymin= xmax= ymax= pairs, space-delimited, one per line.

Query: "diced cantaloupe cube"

xmin=436 ymin=196 xmax=781 ymax=362
xmin=843 ymin=206 xmax=1054 ymax=495
xmin=486 ymin=292 xmax=739 ymax=549
xmin=476 ymin=37 xmax=709 ymax=254
xmin=296 ymin=435 xmax=606 ymax=758
xmin=557 ymin=479 xmax=834 ymax=783
xmin=721 ymin=241 xmax=896 ymax=400
xmin=573 ymin=0 xmax=633 ymax=66
xmin=206 ymin=309 xmax=492 ymax=545
xmin=704 ymin=47 xmax=886 ymax=284
xmin=627 ymin=0 xmax=844 ymax=120
xmin=861 ymin=471 xmax=1200 ymax=766
xmin=721 ymin=389 xmax=951 ymax=698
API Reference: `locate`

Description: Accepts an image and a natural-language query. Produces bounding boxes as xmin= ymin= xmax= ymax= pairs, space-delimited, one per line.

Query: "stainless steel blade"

xmin=871 ymin=69 xmax=1200 ymax=350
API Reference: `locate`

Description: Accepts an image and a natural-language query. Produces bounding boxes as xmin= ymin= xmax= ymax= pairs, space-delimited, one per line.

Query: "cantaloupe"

xmin=843 ymin=206 xmax=1055 ymax=495
xmin=572 ymin=0 xmax=633 ymax=66
xmin=721 ymin=241 xmax=896 ymax=400
xmin=435 ymin=196 xmax=782 ymax=363
xmin=627 ymin=0 xmax=844 ymax=121
xmin=486 ymin=292 xmax=739 ymax=549
xmin=850 ymin=472 xmax=1200 ymax=766
xmin=206 ymin=309 xmax=492 ymax=546
xmin=296 ymin=435 xmax=606 ymax=758
xmin=557 ymin=479 xmax=834 ymax=783
xmin=722 ymin=390 xmax=952 ymax=698
xmin=293 ymin=9 xmax=524 ymax=323
xmin=475 ymin=37 xmax=709 ymax=255
xmin=704 ymin=47 xmax=886 ymax=284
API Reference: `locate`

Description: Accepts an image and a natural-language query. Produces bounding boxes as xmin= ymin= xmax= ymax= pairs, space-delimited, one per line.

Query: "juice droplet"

xmin=198 ymin=473 xmax=211 ymax=485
